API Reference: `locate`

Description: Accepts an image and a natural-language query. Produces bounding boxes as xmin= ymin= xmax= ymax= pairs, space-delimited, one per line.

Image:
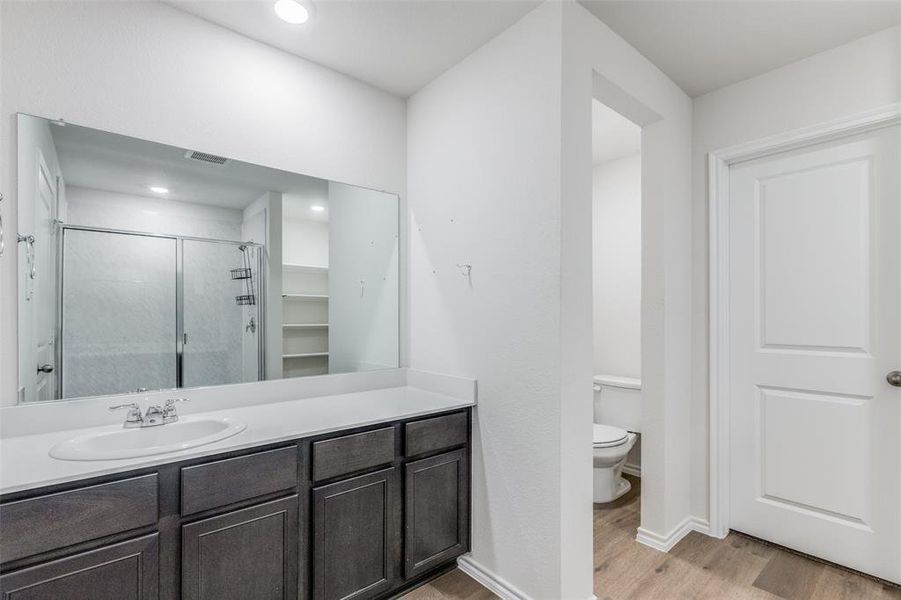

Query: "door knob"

xmin=887 ymin=371 xmax=901 ymax=387
xmin=37 ymin=364 xmax=54 ymax=374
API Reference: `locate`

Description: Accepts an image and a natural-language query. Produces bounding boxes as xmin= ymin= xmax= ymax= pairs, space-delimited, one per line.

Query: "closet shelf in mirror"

xmin=281 ymin=294 xmax=329 ymax=300
xmin=283 ymin=323 xmax=328 ymax=329
xmin=282 ymin=352 xmax=329 ymax=359
xmin=282 ymin=263 xmax=329 ymax=273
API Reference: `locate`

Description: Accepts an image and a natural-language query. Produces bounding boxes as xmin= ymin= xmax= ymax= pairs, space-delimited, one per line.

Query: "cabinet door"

xmin=312 ymin=468 xmax=399 ymax=600
xmin=404 ymin=449 xmax=469 ymax=579
xmin=0 ymin=533 xmax=158 ymax=600
xmin=181 ymin=496 xmax=298 ymax=600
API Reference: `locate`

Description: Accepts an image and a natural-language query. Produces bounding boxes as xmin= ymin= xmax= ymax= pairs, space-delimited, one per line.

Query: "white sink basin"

xmin=49 ymin=416 xmax=247 ymax=461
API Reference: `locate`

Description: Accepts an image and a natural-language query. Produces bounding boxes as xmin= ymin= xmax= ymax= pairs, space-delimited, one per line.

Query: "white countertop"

xmin=0 ymin=385 xmax=474 ymax=496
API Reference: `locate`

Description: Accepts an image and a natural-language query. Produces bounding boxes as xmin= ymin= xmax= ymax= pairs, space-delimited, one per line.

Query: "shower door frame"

xmin=57 ymin=223 xmax=265 ymax=399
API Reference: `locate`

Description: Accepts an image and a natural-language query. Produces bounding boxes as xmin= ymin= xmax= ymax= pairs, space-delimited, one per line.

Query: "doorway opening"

xmin=590 ymin=98 xmax=644 ymax=577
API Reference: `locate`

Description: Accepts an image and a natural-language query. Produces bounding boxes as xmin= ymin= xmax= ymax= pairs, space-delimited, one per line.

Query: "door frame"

xmin=707 ymin=102 xmax=901 ymax=539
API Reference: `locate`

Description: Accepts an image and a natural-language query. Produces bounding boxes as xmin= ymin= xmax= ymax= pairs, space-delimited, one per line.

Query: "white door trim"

xmin=707 ymin=102 xmax=901 ymax=539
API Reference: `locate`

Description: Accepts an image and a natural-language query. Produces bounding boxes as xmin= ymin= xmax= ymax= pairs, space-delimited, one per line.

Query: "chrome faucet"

xmin=142 ymin=405 xmax=165 ymax=427
xmin=109 ymin=402 xmax=144 ymax=428
xmin=109 ymin=398 xmax=189 ymax=428
xmin=162 ymin=398 xmax=188 ymax=424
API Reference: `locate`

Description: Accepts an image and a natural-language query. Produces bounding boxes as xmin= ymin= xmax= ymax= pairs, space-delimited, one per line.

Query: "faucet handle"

xmin=163 ymin=398 xmax=189 ymax=422
xmin=109 ymin=402 xmax=143 ymax=428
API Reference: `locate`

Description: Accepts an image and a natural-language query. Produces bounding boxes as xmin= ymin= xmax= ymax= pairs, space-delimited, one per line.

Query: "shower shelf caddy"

xmin=233 ymin=246 xmax=256 ymax=306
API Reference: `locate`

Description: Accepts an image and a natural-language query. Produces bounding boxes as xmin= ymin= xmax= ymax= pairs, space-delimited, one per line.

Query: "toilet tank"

xmin=593 ymin=374 xmax=641 ymax=433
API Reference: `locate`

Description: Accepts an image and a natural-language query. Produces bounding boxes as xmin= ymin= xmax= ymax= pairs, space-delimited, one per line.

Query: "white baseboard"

xmin=622 ymin=464 xmax=641 ymax=478
xmin=636 ymin=516 xmax=710 ymax=553
xmin=456 ymin=555 xmax=531 ymax=600
xmin=456 ymin=555 xmax=597 ymax=600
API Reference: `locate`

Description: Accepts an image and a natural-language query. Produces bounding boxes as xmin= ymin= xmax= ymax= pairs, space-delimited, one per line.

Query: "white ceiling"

xmin=580 ymin=1 xmax=901 ymax=97
xmin=51 ymin=120 xmax=330 ymax=213
xmin=592 ymin=100 xmax=641 ymax=165
xmin=167 ymin=0 xmax=540 ymax=97
xmin=169 ymin=0 xmax=901 ymax=100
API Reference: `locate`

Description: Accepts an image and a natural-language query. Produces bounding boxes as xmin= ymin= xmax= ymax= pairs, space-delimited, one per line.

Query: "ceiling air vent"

xmin=184 ymin=150 xmax=229 ymax=165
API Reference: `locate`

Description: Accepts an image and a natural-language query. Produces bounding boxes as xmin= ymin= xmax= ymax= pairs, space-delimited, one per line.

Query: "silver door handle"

xmin=37 ymin=364 xmax=54 ymax=374
xmin=887 ymin=371 xmax=901 ymax=387
xmin=17 ymin=234 xmax=36 ymax=281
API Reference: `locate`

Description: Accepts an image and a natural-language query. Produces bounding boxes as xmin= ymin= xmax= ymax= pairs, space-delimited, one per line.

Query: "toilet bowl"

xmin=593 ymin=423 xmax=637 ymax=503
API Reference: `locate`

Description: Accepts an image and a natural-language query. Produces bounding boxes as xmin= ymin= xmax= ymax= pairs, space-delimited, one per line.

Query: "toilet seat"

xmin=593 ymin=423 xmax=629 ymax=448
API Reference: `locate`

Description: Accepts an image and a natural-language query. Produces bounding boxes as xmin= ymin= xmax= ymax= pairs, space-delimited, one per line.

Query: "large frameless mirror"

xmin=15 ymin=113 xmax=399 ymax=403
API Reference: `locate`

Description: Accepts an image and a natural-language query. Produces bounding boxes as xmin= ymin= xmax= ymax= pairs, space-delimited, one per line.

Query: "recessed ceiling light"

xmin=149 ymin=186 xmax=169 ymax=194
xmin=274 ymin=0 xmax=309 ymax=24
xmin=310 ymin=205 xmax=325 ymax=212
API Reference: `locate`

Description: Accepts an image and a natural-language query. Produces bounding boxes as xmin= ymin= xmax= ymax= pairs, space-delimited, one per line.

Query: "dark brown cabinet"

xmin=181 ymin=496 xmax=299 ymax=600
xmin=312 ymin=468 xmax=400 ymax=600
xmin=0 ymin=408 xmax=471 ymax=600
xmin=0 ymin=533 xmax=159 ymax=600
xmin=403 ymin=450 xmax=469 ymax=578
xmin=0 ymin=474 xmax=158 ymax=564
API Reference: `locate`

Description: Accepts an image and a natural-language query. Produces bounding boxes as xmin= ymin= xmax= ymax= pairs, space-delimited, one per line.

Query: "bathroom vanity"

xmin=0 ymin=399 xmax=472 ymax=600
xmin=4 ymin=111 xmax=472 ymax=600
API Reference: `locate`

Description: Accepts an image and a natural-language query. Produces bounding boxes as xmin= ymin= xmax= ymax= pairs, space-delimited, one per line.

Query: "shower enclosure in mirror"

xmin=15 ymin=113 xmax=400 ymax=403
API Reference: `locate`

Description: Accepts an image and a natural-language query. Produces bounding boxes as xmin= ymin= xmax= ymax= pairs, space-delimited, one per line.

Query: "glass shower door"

xmin=61 ymin=229 xmax=177 ymax=398
xmin=182 ymin=240 xmax=261 ymax=388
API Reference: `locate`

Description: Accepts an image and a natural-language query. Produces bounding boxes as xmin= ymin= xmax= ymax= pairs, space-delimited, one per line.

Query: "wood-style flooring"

xmin=399 ymin=568 xmax=499 ymax=600
xmin=401 ymin=474 xmax=901 ymax=599
xmin=594 ymin=475 xmax=901 ymax=600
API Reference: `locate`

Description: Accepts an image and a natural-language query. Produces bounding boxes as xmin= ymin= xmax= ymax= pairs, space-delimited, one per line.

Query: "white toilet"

xmin=593 ymin=375 xmax=641 ymax=503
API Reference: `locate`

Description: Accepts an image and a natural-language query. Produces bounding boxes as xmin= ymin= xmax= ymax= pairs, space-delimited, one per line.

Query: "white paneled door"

xmin=728 ymin=125 xmax=901 ymax=583
xmin=33 ymin=154 xmax=58 ymax=402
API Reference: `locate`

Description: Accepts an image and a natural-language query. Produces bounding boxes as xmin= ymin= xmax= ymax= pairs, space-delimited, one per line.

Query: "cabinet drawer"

xmin=0 ymin=474 xmax=158 ymax=564
xmin=312 ymin=427 xmax=395 ymax=482
xmin=404 ymin=412 xmax=467 ymax=458
xmin=181 ymin=446 xmax=298 ymax=516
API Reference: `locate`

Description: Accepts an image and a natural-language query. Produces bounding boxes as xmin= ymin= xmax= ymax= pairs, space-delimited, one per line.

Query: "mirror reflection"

xmin=16 ymin=114 xmax=399 ymax=403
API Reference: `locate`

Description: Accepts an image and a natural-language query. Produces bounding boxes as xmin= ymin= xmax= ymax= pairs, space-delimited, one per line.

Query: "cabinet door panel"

xmin=312 ymin=468 xmax=399 ymax=600
xmin=404 ymin=450 xmax=468 ymax=578
xmin=0 ymin=533 xmax=159 ymax=600
xmin=182 ymin=496 xmax=298 ymax=600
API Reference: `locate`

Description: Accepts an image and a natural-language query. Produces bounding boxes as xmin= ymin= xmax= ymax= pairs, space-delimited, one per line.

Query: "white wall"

xmin=244 ymin=192 xmax=283 ymax=381
xmin=283 ymin=218 xmax=329 ymax=267
xmin=408 ymin=3 xmax=693 ymax=595
xmin=0 ymin=1 xmax=406 ymax=405
xmin=408 ymin=3 xmax=571 ymax=597
xmin=593 ymin=153 xmax=641 ymax=379
xmin=241 ymin=204 xmax=269 ymax=381
xmin=561 ymin=0 xmax=693 ymax=556
xmin=691 ymin=25 xmax=901 ymax=521
xmin=66 ymin=185 xmax=244 ymax=241
xmin=328 ymin=182 xmax=399 ymax=373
